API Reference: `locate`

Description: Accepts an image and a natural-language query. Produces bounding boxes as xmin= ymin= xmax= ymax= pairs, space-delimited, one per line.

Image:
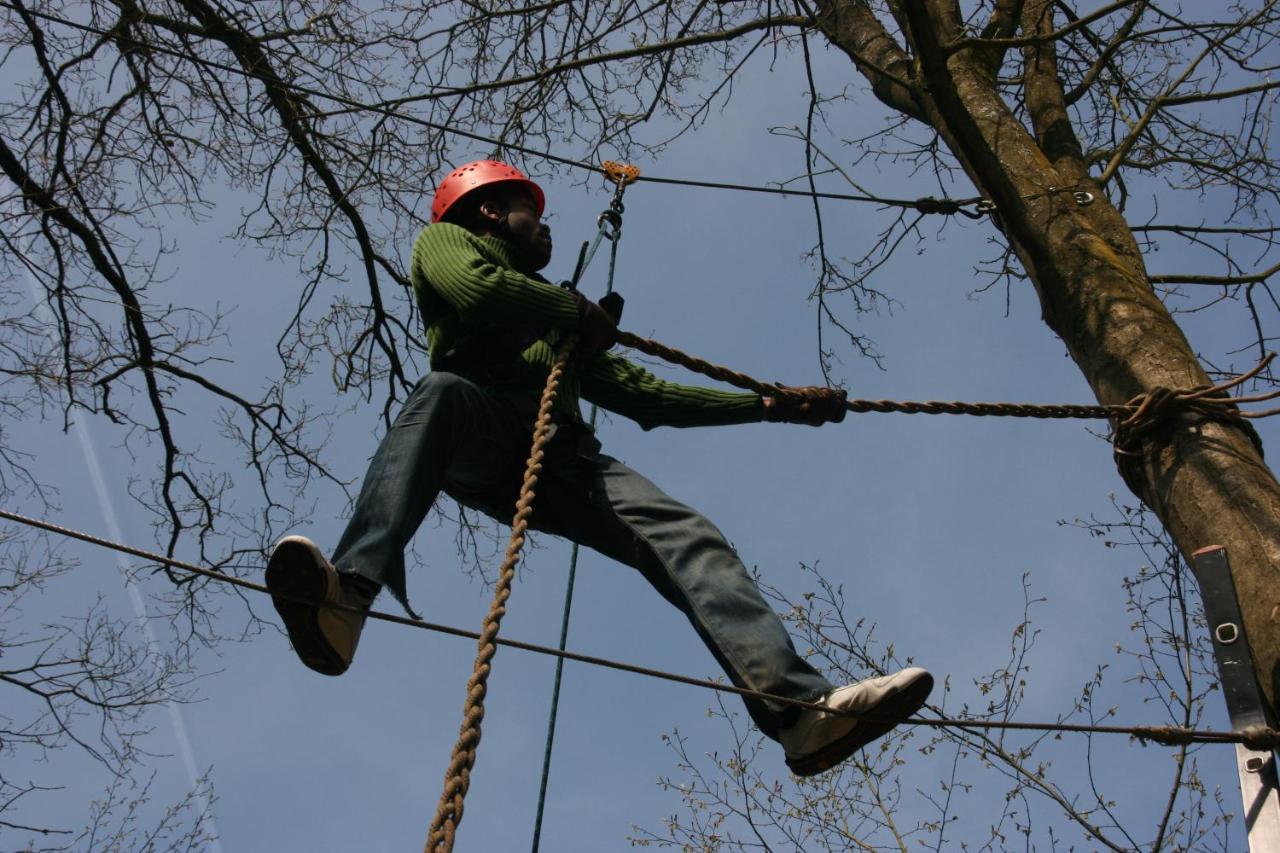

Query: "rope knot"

xmin=1111 ymin=355 xmax=1275 ymax=491
xmin=1113 ymin=385 xmax=1183 ymax=450
xmin=773 ymin=383 xmax=825 ymax=402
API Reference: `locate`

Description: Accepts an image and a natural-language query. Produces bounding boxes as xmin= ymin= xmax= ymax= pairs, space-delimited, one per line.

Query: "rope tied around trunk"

xmin=1112 ymin=353 xmax=1278 ymax=490
xmin=425 ymin=334 xmax=577 ymax=853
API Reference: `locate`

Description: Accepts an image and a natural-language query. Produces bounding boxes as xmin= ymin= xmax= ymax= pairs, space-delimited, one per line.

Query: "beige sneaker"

xmin=265 ymin=536 xmax=373 ymax=676
xmin=780 ymin=667 xmax=933 ymax=777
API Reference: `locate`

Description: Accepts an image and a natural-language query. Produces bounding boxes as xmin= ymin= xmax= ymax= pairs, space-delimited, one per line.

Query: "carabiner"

xmin=597 ymin=209 xmax=622 ymax=241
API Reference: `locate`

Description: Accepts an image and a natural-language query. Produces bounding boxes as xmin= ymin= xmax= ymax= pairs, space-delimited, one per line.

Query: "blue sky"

xmin=6 ymin=23 xmax=1270 ymax=852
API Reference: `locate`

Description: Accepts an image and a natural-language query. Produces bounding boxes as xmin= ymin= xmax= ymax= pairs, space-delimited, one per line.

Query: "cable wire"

xmin=4 ymin=506 xmax=1277 ymax=751
xmin=2 ymin=2 xmax=996 ymax=216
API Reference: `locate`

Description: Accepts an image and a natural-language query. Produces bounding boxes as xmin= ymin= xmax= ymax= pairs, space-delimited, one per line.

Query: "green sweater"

xmin=410 ymin=222 xmax=764 ymax=430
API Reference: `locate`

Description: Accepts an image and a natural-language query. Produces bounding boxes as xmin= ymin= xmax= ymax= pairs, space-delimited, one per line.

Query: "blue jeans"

xmin=331 ymin=371 xmax=833 ymax=737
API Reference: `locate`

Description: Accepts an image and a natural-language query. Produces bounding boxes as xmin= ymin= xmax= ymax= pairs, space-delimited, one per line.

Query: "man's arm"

xmin=582 ymin=352 xmax=849 ymax=430
xmin=580 ymin=352 xmax=765 ymax=430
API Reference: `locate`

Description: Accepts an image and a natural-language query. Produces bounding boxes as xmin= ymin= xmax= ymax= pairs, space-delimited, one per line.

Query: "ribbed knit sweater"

xmin=410 ymin=222 xmax=764 ymax=430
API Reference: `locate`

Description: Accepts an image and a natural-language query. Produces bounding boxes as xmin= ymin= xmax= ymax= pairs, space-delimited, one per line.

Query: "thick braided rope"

xmin=425 ymin=336 xmax=577 ymax=853
xmin=617 ymin=333 xmax=1280 ymax=428
xmin=618 ymin=332 xmax=1122 ymax=419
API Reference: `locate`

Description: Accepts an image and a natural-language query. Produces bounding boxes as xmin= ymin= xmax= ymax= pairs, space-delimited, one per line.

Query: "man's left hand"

xmin=761 ymin=386 xmax=848 ymax=426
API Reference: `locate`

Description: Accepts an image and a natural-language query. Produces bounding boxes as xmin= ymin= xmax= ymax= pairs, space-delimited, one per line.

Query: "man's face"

xmin=499 ymin=190 xmax=552 ymax=272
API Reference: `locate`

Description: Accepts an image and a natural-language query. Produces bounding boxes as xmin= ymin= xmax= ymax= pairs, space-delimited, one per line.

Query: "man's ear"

xmin=476 ymin=197 xmax=507 ymax=225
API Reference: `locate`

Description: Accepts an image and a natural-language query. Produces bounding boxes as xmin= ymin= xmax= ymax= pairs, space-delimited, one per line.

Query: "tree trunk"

xmin=818 ymin=0 xmax=1280 ymax=716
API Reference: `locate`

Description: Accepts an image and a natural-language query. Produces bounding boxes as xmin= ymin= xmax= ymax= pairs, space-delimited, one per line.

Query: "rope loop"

xmin=1111 ymin=355 xmax=1276 ymax=489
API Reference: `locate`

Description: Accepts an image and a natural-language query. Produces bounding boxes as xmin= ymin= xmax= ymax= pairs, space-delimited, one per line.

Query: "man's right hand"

xmin=573 ymin=292 xmax=620 ymax=356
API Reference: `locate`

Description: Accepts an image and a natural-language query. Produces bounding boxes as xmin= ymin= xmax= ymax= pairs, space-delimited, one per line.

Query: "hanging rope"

xmin=3 ymin=504 xmax=1279 ymax=754
xmin=425 ymin=334 xmax=576 ymax=853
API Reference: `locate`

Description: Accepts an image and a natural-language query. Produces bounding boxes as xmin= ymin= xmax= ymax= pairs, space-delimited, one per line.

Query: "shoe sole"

xmin=786 ymin=671 xmax=934 ymax=777
xmin=265 ymin=537 xmax=348 ymax=676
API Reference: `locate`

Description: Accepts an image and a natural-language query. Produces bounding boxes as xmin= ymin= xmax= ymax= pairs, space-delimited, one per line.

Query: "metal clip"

xmin=974 ymin=199 xmax=998 ymax=215
xmin=1048 ymin=186 xmax=1095 ymax=207
xmin=597 ymin=209 xmax=622 ymax=241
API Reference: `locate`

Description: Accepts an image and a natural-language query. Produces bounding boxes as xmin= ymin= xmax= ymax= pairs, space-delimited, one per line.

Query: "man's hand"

xmin=572 ymin=292 xmax=619 ymax=357
xmin=761 ymin=386 xmax=848 ymax=426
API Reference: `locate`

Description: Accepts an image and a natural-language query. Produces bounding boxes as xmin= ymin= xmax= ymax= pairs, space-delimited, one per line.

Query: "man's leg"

xmin=531 ymin=449 xmax=835 ymax=739
xmin=267 ymin=371 xmax=524 ymax=674
xmin=532 ymin=445 xmax=932 ymax=775
xmin=329 ymin=372 xmax=524 ymax=605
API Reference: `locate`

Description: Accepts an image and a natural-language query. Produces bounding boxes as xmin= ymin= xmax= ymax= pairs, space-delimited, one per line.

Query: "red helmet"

xmin=431 ymin=159 xmax=546 ymax=224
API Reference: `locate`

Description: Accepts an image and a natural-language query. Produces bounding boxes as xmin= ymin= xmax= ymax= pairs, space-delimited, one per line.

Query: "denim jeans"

xmin=331 ymin=371 xmax=833 ymax=737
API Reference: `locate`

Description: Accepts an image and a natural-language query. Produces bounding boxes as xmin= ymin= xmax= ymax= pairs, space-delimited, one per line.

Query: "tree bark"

xmin=817 ymin=0 xmax=1280 ymax=717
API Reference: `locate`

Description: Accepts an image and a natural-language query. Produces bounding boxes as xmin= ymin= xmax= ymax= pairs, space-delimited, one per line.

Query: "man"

xmin=266 ymin=159 xmax=932 ymax=776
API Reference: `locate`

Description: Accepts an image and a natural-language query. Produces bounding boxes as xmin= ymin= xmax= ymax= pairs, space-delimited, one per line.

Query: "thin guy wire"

xmin=2 ymin=3 xmax=990 ymax=216
xmin=530 ymin=215 xmax=623 ymax=853
xmin=3 ymin=505 xmax=1278 ymax=751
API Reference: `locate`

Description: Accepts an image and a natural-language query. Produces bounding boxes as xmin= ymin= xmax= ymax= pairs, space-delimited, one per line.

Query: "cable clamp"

xmin=602 ymin=161 xmax=640 ymax=187
xmin=602 ymin=161 xmax=640 ymax=216
xmin=914 ymin=196 xmax=962 ymax=216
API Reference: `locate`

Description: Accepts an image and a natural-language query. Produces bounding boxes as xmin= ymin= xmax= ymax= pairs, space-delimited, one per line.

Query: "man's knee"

xmin=420 ymin=370 xmax=474 ymax=396
xmin=396 ymin=371 xmax=480 ymax=425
